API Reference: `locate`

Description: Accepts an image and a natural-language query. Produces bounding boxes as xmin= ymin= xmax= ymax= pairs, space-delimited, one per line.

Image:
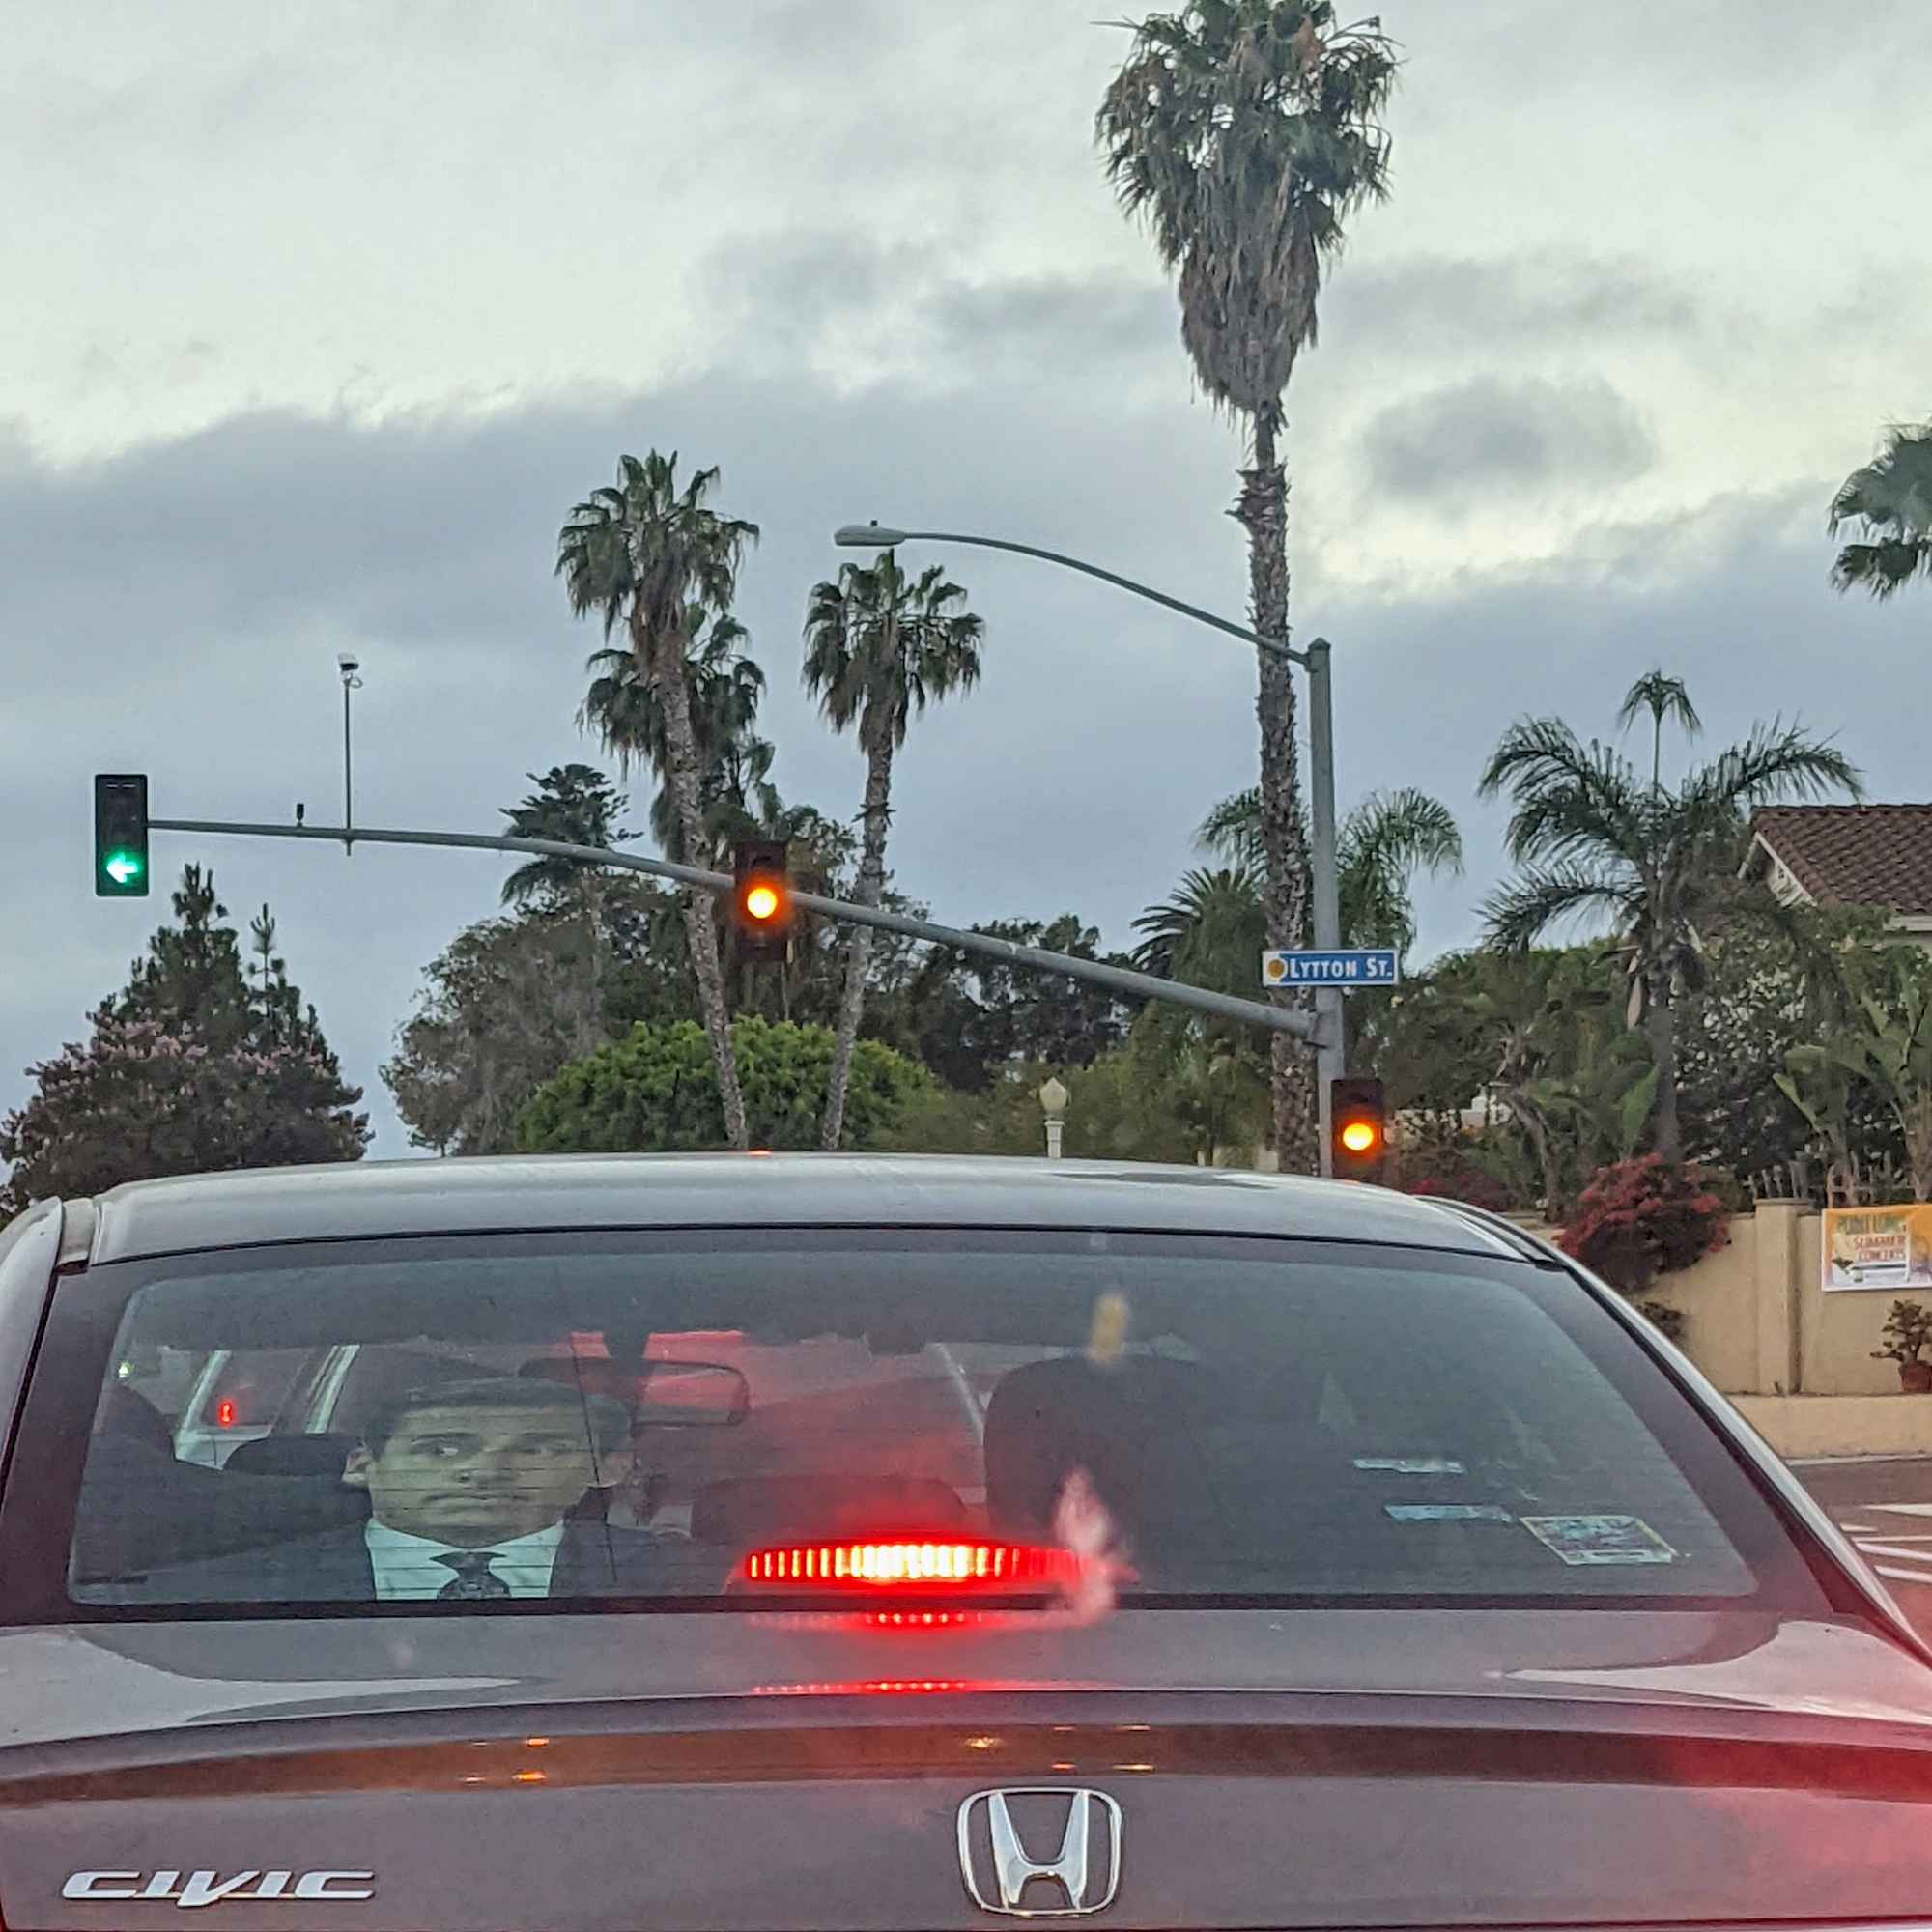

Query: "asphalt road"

xmin=1795 ymin=1455 xmax=1932 ymax=1631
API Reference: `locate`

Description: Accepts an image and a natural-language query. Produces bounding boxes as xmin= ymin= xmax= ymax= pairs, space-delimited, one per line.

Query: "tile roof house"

xmin=1744 ymin=806 xmax=1932 ymax=944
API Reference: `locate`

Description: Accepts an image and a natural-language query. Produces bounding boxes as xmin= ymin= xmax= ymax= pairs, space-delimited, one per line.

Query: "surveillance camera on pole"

xmin=336 ymin=654 xmax=362 ymax=850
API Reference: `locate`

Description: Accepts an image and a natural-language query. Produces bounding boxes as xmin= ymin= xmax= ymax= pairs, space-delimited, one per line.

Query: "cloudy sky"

xmin=4 ymin=0 xmax=1926 ymax=1160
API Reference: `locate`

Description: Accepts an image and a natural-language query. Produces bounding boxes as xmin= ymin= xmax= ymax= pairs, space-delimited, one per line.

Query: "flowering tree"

xmin=1 ymin=867 xmax=367 ymax=1214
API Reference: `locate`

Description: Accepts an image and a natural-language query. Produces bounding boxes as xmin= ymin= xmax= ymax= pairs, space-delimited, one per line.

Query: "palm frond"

xmin=1829 ymin=419 xmax=1932 ymax=536
xmin=1094 ymin=0 xmax=1400 ymax=416
xmin=1831 ymin=536 xmax=1932 ymax=600
xmin=1479 ymin=717 xmax=1647 ymax=868
xmin=1829 ymin=420 xmax=1932 ymax=602
xmin=1131 ymin=865 xmax=1265 ymax=991
xmin=1482 ymin=862 xmax=1637 ymax=954
xmin=1615 ymin=669 xmax=1701 ymax=739
xmin=1197 ymin=786 xmax=1265 ymax=867
xmin=1680 ymin=719 xmax=1863 ymax=819
xmin=801 ymin=551 xmax=984 ymax=748
xmin=1339 ymin=787 xmax=1463 ymax=881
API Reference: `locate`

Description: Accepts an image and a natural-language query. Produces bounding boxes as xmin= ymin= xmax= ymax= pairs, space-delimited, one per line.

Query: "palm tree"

xmin=556 ymin=452 xmax=758 ymax=1151
xmin=1132 ymin=867 xmax=1272 ymax=1155
xmin=803 ymin=552 xmax=984 ymax=1149
xmin=1133 ymin=866 xmax=1269 ymax=991
xmin=1615 ymin=671 xmax=1701 ymax=792
xmin=1831 ymin=418 xmax=1932 ymax=601
xmin=580 ymin=608 xmax=766 ymax=861
xmin=1098 ymin=0 xmax=1398 ymax=1170
xmin=1479 ymin=715 xmax=1862 ymax=1162
xmin=499 ymin=765 xmax=630 ymax=910
xmin=1197 ymin=786 xmax=1462 ymax=960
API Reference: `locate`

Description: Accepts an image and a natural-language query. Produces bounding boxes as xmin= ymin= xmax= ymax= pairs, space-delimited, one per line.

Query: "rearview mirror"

xmin=636 ymin=1361 xmax=750 ymax=1428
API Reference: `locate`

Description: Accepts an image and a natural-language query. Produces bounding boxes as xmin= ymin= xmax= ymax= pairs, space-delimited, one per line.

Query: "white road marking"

xmin=1850 ymin=1541 xmax=1932 ymax=1564
xmin=1839 ymin=1522 xmax=1881 ymax=1533
xmin=1872 ymin=1564 xmax=1932 ymax=1586
xmin=1865 ymin=1502 xmax=1932 ymax=1517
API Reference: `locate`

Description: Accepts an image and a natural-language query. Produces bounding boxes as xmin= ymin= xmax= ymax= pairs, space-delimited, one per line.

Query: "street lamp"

xmin=336 ymin=653 xmax=362 ymax=854
xmin=1038 ymin=1074 xmax=1069 ymax=1159
xmin=834 ymin=520 xmax=1345 ymax=1173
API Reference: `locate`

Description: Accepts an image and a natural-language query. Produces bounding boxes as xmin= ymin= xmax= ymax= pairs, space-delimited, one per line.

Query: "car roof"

xmin=75 ymin=1153 xmax=1537 ymax=1266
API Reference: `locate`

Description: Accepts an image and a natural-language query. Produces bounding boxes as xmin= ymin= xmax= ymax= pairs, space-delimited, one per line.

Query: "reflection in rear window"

xmin=46 ymin=1231 xmax=1790 ymax=1612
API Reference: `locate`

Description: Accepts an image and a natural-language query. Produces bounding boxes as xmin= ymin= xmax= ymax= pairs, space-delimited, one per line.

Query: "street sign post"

xmin=1262 ymin=948 xmax=1398 ymax=988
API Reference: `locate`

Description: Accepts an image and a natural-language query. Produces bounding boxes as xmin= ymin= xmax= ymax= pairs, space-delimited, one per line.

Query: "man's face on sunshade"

xmin=346 ymin=1401 xmax=624 ymax=1546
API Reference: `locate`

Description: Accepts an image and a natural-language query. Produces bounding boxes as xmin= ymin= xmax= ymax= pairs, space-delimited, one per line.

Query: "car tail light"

xmin=215 ymin=1398 xmax=238 ymax=1429
xmin=739 ymin=1538 xmax=1078 ymax=1591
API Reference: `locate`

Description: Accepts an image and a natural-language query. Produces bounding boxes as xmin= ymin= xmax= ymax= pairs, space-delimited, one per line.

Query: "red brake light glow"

xmin=740 ymin=1539 xmax=1077 ymax=1591
xmin=215 ymin=1398 xmax=238 ymax=1429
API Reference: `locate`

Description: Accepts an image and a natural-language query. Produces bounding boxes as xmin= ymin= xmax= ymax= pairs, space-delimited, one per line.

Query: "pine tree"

xmin=1 ymin=869 xmax=368 ymax=1213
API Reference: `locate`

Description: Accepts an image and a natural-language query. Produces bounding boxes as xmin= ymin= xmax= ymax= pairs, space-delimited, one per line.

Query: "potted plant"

xmin=1872 ymin=1299 xmax=1932 ymax=1392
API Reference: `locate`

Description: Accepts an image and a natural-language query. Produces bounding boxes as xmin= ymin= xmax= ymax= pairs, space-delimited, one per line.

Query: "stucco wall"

xmin=1525 ymin=1204 xmax=1924 ymax=1402
xmin=1467 ymin=1204 xmax=1932 ymax=1424
xmin=1798 ymin=1212 xmax=1932 ymax=1395
xmin=1638 ymin=1215 xmax=1762 ymax=1395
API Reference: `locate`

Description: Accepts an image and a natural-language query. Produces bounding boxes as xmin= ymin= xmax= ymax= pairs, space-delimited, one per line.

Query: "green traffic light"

xmin=93 ymin=773 xmax=152 ymax=897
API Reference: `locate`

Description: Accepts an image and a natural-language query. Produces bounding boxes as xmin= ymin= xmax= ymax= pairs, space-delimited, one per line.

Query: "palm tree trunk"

xmin=1645 ymin=972 xmax=1681 ymax=1163
xmin=1236 ymin=406 xmax=1316 ymax=1172
xmin=639 ymin=619 xmax=748 ymax=1150
xmin=822 ymin=727 xmax=894 ymax=1150
xmin=1518 ymin=1104 xmax=1563 ymax=1222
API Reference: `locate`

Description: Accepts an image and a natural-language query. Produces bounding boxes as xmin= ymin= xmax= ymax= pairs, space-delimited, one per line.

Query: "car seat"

xmin=982 ymin=1350 xmax=1366 ymax=1585
xmin=223 ymin=1433 xmax=360 ymax=1483
xmin=72 ymin=1394 xmax=365 ymax=1583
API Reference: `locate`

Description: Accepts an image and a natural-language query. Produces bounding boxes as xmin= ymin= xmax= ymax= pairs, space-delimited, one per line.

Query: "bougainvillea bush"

xmin=1399 ymin=1165 xmax=1518 ymax=1214
xmin=1558 ymin=1154 xmax=1729 ymax=1293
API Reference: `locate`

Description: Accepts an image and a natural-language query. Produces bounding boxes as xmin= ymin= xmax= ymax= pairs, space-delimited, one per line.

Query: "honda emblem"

xmin=956 ymin=1788 xmax=1122 ymax=1918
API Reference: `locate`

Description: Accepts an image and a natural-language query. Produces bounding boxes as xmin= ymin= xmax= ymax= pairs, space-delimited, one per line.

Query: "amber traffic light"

xmin=732 ymin=838 xmax=793 ymax=961
xmin=1330 ymin=1077 xmax=1386 ymax=1181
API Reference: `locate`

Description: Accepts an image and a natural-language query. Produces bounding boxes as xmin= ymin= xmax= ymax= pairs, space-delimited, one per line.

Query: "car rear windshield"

xmin=7 ymin=1228 xmax=1823 ymax=1617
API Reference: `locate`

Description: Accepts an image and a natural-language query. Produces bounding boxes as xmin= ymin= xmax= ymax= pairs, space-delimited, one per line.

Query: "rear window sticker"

xmin=1521 ymin=1514 xmax=1678 ymax=1565
xmin=1354 ymin=1456 xmax=1466 ymax=1475
xmin=1384 ymin=1503 xmax=1513 ymax=1523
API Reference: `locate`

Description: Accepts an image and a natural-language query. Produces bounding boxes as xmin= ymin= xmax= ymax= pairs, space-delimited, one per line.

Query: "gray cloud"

xmin=0 ymin=367 xmax=1260 ymax=1159
xmin=1326 ymin=251 xmax=1702 ymax=356
xmin=703 ymin=235 xmax=1175 ymax=388
xmin=3 ymin=0 xmax=1927 ymax=1183
xmin=2 ymin=374 xmax=1918 ymax=1174
xmin=1359 ymin=374 xmax=1658 ymax=505
xmin=924 ymin=274 xmax=1174 ymax=375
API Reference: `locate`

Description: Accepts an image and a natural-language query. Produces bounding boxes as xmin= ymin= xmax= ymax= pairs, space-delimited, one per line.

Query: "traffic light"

xmin=1330 ymin=1077 xmax=1387 ymax=1182
xmin=731 ymin=838 xmax=793 ymax=961
xmin=93 ymin=774 xmax=150 ymax=898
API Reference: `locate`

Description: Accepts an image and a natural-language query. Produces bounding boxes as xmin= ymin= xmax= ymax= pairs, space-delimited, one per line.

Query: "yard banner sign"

xmin=1822 ymin=1204 xmax=1932 ymax=1291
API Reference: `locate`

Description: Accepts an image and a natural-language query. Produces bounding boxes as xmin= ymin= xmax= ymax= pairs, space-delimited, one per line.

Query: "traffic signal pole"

xmin=1306 ymin=638 xmax=1344 ymax=1179
xmin=830 ymin=527 xmax=1347 ymax=1173
xmin=147 ymin=815 xmax=1321 ymax=1043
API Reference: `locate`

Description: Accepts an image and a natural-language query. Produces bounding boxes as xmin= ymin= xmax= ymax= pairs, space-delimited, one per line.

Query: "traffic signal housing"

xmin=1330 ymin=1076 xmax=1387 ymax=1182
xmin=93 ymin=774 xmax=150 ymax=898
xmin=731 ymin=838 xmax=793 ymax=962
